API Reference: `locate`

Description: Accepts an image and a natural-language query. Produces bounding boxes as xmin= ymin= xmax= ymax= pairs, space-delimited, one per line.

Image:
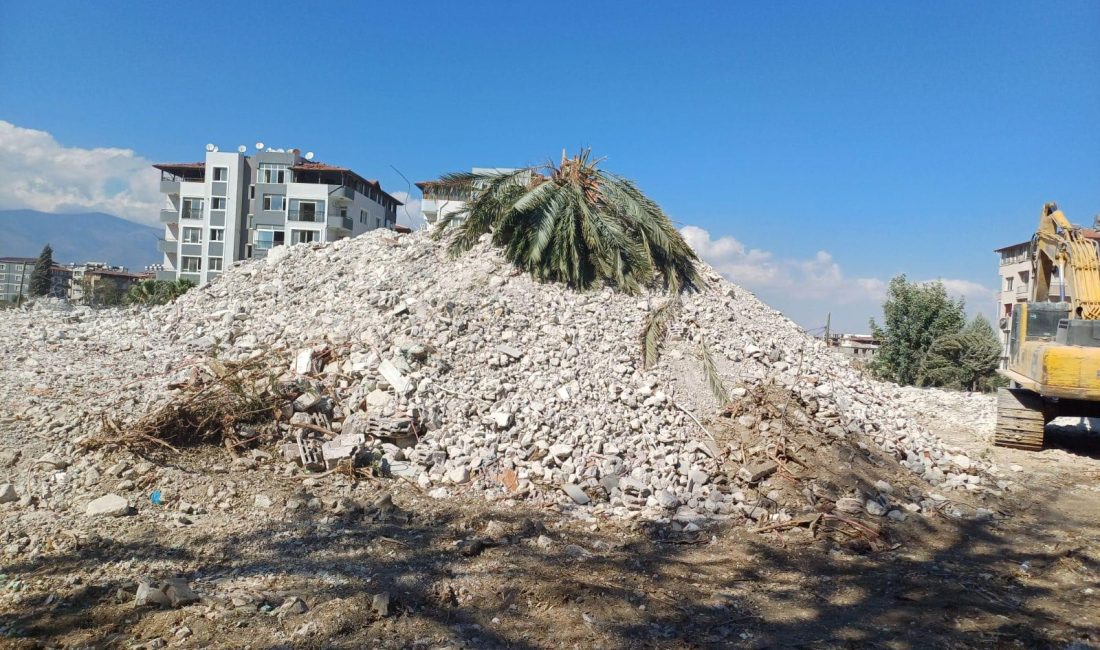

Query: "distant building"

xmin=416 ymin=167 xmax=527 ymax=227
xmin=0 ymin=257 xmax=36 ymax=303
xmin=824 ymin=333 xmax=880 ymax=360
xmin=154 ymin=146 xmax=401 ymax=286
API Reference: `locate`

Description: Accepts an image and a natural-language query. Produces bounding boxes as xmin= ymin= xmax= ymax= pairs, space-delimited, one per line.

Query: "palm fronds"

xmin=640 ymin=296 xmax=680 ymax=369
xmin=700 ymin=338 xmax=730 ymax=406
xmin=433 ymin=150 xmax=700 ymax=293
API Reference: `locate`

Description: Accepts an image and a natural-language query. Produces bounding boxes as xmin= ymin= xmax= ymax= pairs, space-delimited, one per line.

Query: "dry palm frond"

xmin=700 ymin=338 xmax=730 ymax=406
xmin=640 ymin=296 xmax=680 ymax=368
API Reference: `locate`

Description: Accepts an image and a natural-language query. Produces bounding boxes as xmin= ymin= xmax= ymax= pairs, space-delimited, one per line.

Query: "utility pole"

xmin=824 ymin=312 xmax=831 ymax=344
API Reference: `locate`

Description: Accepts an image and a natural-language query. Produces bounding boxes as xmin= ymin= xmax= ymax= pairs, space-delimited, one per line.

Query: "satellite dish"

xmin=237 ymin=145 xmax=247 ymax=153
xmin=290 ymin=148 xmax=300 ymax=155
xmin=305 ymin=151 xmax=315 ymax=160
xmin=255 ymin=142 xmax=265 ymax=150
xmin=205 ymin=143 xmax=215 ymax=152
xmin=212 ymin=146 xmax=219 ymax=152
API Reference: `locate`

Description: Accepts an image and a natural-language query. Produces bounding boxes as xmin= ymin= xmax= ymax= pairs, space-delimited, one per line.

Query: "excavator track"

xmin=993 ymin=387 xmax=1046 ymax=451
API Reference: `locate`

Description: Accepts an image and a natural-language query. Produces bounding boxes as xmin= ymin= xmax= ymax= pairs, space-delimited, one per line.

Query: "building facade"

xmin=154 ymin=147 xmax=400 ymax=285
xmin=417 ymin=167 xmax=525 ymax=227
xmin=0 ymin=257 xmax=35 ymax=303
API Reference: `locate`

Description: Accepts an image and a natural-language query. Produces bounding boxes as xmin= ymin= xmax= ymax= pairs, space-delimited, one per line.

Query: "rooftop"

xmin=0 ymin=257 xmax=38 ymax=264
xmin=290 ymin=162 xmax=402 ymax=207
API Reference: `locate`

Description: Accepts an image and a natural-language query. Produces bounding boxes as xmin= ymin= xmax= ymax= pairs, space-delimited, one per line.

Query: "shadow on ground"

xmin=2 ymin=477 xmax=1097 ymax=649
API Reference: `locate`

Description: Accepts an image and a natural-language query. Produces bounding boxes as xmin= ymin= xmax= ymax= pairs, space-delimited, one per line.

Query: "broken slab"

xmin=86 ymin=494 xmax=129 ymax=517
xmin=736 ymin=461 xmax=778 ymax=484
xmin=378 ymin=359 xmax=412 ymax=395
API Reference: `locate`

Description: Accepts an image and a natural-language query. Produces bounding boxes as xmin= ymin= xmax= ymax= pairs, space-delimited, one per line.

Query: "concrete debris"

xmin=163 ymin=578 xmax=200 ymax=607
xmin=0 ymin=483 xmax=17 ymax=504
xmin=0 ymin=229 xmax=998 ymax=529
xmin=372 ymin=591 xmax=391 ymax=617
xmin=86 ymin=493 xmax=129 ymax=517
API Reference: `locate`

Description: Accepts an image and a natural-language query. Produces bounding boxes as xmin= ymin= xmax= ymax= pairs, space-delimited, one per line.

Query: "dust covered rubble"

xmin=0 ymin=229 xmax=1002 ymax=525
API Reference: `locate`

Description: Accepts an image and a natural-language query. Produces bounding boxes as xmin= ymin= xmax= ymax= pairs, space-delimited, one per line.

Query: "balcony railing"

xmin=159 ymin=208 xmax=179 ymax=223
xmin=157 ymin=239 xmax=178 ymax=254
xmin=181 ymin=206 xmax=204 ymax=220
xmin=328 ymin=215 xmax=353 ymax=231
xmin=288 ymin=208 xmax=326 ymax=222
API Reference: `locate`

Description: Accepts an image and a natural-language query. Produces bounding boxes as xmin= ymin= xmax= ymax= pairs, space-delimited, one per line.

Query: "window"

xmin=182 ymin=227 xmax=203 ymax=244
xmin=208 ymin=257 xmax=223 ymax=271
xmin=209 ymin=228 xmax=224 ymax=242
xmin=182 ymin=198 xmax=204 ymax=219
xmin=249 ymin=185 xmax=255 ymax=199
xmin=262 ymin=194 xmax=285 ymax=211
xmin=374 ymin=216 xmax=382 ymax=230
xmin=293 ymin=201 xmax=318 ymax=221
xmin=360 ymin=209 xmax=367 ymax=225
xmin=213 ymin=167 xmax=228 ymax=181
xmin=211 ymin=197 xmax=227 ymax=210
xmin=181 ymin=256 xmax=202 ymax=273
xmin=1005 ymin=277 xmax=1013 ymax=291
xmin=291 ymin=230 xmax=318 ymax=244
xmin=257 ymin=163 xmax=288 ymax=184
xmin=254 ymin=228 xmax=285 ymax=250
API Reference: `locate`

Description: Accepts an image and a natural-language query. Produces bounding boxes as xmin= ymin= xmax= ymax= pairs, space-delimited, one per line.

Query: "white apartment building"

xmin=155 ymin=146 xmax=400 ymax=285
xmin=417 ymin=167 xmax=525 ymax=226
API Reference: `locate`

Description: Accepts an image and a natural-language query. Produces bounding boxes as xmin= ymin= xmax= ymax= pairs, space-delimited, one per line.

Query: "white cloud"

xmin=0 ymin=120 xmax=161 ymax=225
xmin=391 ymin=190 xmax=427 ymax=230
xmin=681 ymin=224 xmax=994 ymax=330
xmin=681 ymin=225 xmax=886 ymax=304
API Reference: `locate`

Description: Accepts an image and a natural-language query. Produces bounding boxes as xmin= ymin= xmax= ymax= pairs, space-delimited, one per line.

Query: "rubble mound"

xmin=1 ymin=230 xmax=999 ymax=525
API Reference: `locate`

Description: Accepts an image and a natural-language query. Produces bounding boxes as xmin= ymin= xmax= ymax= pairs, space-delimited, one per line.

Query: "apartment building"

xmin=0 ymin=257 xmax=35 ymax=303
xmin=154 ymin=146 xmax=400 ymax=285
xmin=417 ymin=167 xmax=525 ymax=226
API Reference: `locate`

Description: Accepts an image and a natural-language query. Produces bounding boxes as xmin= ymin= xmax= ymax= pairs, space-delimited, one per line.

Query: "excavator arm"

xmin=1032 ymin=202 xmax=1100 ymax=319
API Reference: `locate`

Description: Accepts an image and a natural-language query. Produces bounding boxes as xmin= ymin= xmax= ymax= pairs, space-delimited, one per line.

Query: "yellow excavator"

xmin=996 ymin=202 xmax=1100 ymax=450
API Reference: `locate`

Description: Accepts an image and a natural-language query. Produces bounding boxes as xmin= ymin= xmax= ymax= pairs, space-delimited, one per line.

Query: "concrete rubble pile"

xmin=0 ymin=230 xmax=1003 ymax=525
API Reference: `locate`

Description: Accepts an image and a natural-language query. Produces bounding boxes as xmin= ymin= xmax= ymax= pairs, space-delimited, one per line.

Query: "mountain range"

xmin=0 ymin=210 xmax=161 ymax=270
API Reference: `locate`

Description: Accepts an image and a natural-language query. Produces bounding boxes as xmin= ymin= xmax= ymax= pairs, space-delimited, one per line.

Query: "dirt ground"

xmin=1 ymin=407 xmax=1098 ymax=650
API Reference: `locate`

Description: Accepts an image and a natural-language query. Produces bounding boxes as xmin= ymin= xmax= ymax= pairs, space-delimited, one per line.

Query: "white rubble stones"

xmin=0 ymin=229 xmax=998 ymax=528
xmin=835 ymin=497 xmax=863 ymax=515
xmin=86 ymin=493 xmax=130 ymax=517
xmin=0 ymin=483 xmax=17 ymax=503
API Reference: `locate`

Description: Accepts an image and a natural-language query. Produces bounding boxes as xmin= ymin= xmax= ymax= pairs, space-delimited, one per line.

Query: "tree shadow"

xmin=2 ymin=474 xmax=1096 ymax=649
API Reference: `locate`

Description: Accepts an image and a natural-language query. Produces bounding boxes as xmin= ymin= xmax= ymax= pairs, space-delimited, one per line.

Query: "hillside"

xmin=0 ymin=209 xmax=160 ymax=269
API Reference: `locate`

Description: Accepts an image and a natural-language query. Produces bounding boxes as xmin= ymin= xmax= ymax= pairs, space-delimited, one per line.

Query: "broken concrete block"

xmin=0 ymin=483 xmax=17 ymax=504
xmin=835 ymin=497 xmax=864 ymax=514
xmin=293 ymin=348 xmax=313 ymax=375
xmin=162 ymin=578 xmax=199 ymax=607
xmin=496 ymin=344 xmax=523 ymax=359
xmin=736 ymin=461 xmax=778 ymax=484
xmin=135 ymin=580 xmax=171 ymax=608
xmin=372 ymin=591 xmax=390 ymax=617
xmin=293 ymin=392 xmax=321 ymax=412
xmin=378 ymin=359 xmax=412 ymax=395
xmin=86 ymin=493 xmax=129 ymax=517
xmin=562 ymin=483 xmax=590 ymax=505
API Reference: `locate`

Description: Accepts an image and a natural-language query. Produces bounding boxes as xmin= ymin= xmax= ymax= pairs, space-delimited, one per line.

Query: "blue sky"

xmin=1 ymin=1 xmax=1097 ymax=330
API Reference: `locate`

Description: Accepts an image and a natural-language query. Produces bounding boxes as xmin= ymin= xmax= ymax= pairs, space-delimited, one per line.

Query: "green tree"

xmin=918 ymin=314 xmax=1005 ymax=392
xmin=432 ymin=149 xmax=700 ymax=293
xmin=125 ymin=278 xmax=195 ymax=306
xmin=870 ymin=275 xmax=966 ymax=386
xmin=29 ymin=244 xmax=54 ymax=296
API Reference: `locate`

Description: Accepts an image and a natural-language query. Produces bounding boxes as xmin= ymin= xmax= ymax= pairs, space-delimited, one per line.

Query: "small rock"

xmin=834 ymin=497 xmax=863 ymax=514
xmin=447 ymin=467 xmax=470 ymax=484
xmin=279 ymin=596 xmax=308 ymax=615
xmin=162 ymin=578 xmax=199 ymax=607
xmin=86 ymin=494 xmax=129 ymax=517
xmin=254 ymin=494 xmax=273 ymax=509
xmin=36 ymin=452 xmax=69 ymax=469
xmin=372 ymin=591 xmax=391 ymax=617
xmin=562 ymin=483 xmax=590 ymax=505
xmin=0 ymin=483 xmax=17 ymax=504
xmin=135 ymin=580 xmax=171 ymax=608
xmin=865 ymin=500 xmax=887 ymax=516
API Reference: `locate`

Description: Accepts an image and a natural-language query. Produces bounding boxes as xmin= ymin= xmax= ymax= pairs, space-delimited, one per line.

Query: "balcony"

xmin=160 ymin=179 xmax=180 ymax=195
xmin=1015 ymin=286 xmax=1027 ymax=297
xmin=155 ymin=270 xmax=177 ymax=281
xmin=328 ymin=215 xmax=353 ymax=232
xmin=181 ymin=207 xmax=204 ymax=220
xmin=329 ymin=185 xmax=354 ymax=201
xmin=288 ymin=208 xmax=326 ymax=223
xmin=159 ymin=208 xmax=179 ymax=223
xmin=157 ymin=239 xmax=178 ymax=254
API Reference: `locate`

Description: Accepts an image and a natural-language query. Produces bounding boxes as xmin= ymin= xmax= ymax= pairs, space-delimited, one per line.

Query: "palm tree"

xmin=433 ymin=150 xmax=730 ymax=406
xmin=432 ymin=149 xmax=700 ymax=294
xmin=126 ymin=279 xmax=159 ymax=305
